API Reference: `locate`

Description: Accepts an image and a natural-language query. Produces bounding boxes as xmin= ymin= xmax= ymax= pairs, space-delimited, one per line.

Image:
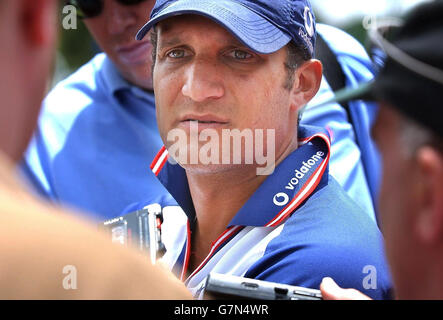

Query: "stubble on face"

xmin=152 ymin=15 xmax=298 ymax=176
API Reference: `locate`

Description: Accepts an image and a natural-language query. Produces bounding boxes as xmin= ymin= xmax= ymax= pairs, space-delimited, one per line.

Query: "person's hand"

xmin=320 ymin=277 xmax=372 ymax=300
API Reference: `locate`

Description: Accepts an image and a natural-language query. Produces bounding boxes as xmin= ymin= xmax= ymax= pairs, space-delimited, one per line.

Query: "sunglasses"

xmin=67 ymin=0 xmax=149 ymax=19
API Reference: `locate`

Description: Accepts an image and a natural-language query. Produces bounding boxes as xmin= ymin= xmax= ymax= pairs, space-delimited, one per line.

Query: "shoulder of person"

xmin=45 ymin=53 xmax=108 ymax=104
xmin=40 ymin=53 xmax=111 ymax=122
xmin=52 ymin=52 xmax=107 ymax=91
xmin=289 ymin=175 xmax=379 ymax=236
xmin=244 ymin=175 xmax=392 ymax=299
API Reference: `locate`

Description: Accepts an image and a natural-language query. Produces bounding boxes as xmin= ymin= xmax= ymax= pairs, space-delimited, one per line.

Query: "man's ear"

xmin=289 ymin=59 xmax=323 ymax=112
xmin=20 ymin=0 xmax=57 ymax=46
xmin=414 ymin=146 xmax=443 ymax=245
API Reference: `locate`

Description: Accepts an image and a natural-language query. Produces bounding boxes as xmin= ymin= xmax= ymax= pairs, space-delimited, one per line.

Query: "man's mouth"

xmin=180 ymin=114 xmax=229 ymax=125
xmin=183 ymin=120 xmax=226 ymax=124
xmin=178 ymin=115 xmax=229 ymax=131
xmin=116 ymin=41 xmax=152 ymax=65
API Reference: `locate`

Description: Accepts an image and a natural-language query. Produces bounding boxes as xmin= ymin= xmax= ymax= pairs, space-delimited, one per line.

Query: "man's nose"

xmin=181 ymin=59 xmax=225 ymax=103
xmin=106 ymin=0 xmax=137 ymax=35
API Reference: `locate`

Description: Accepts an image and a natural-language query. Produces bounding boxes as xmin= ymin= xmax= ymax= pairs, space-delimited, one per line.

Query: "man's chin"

xmin=178 ymin=162 xmax=233 ymax=173
xmin=175 ymin=161 xmax=269 ymax=178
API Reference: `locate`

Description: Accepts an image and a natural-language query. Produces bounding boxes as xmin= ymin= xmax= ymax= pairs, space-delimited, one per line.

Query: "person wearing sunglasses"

xmin=20 ymin=0 xmax=176 ymax=221
xmin=69 ymin=0 xmax=156 ymax=89
xmin=319 ymin=0 xmax=443 ymax=299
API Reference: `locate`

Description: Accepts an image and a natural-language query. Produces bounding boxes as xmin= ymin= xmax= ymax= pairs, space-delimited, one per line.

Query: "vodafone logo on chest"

xmin=272 ymin=151 xmax=325 ymax=207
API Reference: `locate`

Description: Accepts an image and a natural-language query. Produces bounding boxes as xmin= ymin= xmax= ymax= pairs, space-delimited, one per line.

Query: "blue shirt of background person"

xmin=20 ymin=0 xmax=172 ymax=220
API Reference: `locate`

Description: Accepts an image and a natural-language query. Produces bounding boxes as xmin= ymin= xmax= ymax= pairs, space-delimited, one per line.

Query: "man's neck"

xmin=186 ymin=167 xmax=267 ymax=272
xmin=185 ymin=136 xmax=298 ymax=271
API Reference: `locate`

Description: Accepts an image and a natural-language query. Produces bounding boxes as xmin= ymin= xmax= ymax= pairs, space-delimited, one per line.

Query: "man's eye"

xmin=166 ymin=49 xmax=187 ymax=59
xmin=227 ymin=50 xmax=253 ymax=60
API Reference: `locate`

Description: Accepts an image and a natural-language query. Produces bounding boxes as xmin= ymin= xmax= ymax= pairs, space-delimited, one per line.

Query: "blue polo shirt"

xmin=144 ymin=125 xmax=392 ymax=300
xmin=21 ymin=54 xmax=171 ymax=220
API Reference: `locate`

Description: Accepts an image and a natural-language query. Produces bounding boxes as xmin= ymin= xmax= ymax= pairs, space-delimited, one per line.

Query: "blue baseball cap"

xmin=136 ymin=0 xmax=317 ymax=55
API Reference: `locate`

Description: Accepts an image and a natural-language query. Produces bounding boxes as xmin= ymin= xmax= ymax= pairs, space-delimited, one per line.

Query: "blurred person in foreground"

xmin=22 ymin=0 xmax=380 ymax=224
xmin=320 ymin=0 xmax=443 ymax=300
xmin=0 ymin=0 xmax=191 ymax=300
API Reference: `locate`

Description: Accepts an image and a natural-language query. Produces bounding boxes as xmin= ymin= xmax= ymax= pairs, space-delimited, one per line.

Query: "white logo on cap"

xmin=304 ymin=7 xmax=315 ymax=38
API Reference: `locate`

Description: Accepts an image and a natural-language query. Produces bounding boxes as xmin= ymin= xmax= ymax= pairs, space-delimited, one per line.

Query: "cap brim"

xmin=136 ymin=0 xmax=291 ymax=54
xmin=310 ymin=80 xmax=376 ymax=109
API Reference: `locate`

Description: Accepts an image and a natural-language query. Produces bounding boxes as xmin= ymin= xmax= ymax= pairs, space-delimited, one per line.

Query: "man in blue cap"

xmin=135 ymin=0 xmax=392 ymax=299
xmin=22 ymin=0 xmax=379 ymax=226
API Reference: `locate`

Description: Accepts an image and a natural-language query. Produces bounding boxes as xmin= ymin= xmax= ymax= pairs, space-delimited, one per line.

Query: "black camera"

xmin=100 ymin=204 xmax=166 ymax=264
xmin=205 ymin=273 xmax=322 ymax=300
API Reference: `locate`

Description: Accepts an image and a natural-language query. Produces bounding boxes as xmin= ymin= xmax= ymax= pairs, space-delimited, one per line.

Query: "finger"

xmin=320 ymin=277 xmax=343 ymax=300
xmin=320 ymin=277 xmax=372 ymax=300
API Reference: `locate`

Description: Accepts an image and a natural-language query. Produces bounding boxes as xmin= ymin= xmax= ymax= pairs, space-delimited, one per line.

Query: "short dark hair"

xmin=283 ymin=41 xmax=311 ymax=90
xmin=150 ymin=29 xmax=158 ymax=80
xmin=149 ymin=28 xmax=311 ymax=90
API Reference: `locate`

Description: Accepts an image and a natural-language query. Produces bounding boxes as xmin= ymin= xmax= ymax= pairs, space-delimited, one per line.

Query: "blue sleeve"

xmin=20 ymin=110 xmax=58 ymax=200
xmin=301 ymin=24 xmax=381 ymax=223
xmin=19 ymin=66 xmax=92 ymax=202
xmin=244 ymin=232 xmax=392 ymax=300
xmin=244 ymin=179 xmax=393 ymax=300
